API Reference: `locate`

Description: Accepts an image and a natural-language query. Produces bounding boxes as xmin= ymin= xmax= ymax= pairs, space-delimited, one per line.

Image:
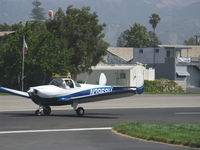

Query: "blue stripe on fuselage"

xmin=57 ymin=86 xmax=133 ymax=102
xmin=58 ymin=89 xmax=91 ymax=101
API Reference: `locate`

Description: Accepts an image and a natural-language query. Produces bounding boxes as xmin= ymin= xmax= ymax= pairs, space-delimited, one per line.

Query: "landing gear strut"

xmin=72 ymin=103 xmax=85 ymax=117
xmin=35 ymin=106 xmax=51 ymax=116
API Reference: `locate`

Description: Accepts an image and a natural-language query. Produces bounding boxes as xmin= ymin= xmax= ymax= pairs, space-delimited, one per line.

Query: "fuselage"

xmin=28 ymin=82 xmax=139 ymax=106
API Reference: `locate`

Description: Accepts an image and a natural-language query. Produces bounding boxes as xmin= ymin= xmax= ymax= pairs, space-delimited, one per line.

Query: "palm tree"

xmin=149 ymin=13 xmax=160 ymax=35
xmin=149 ymin=13 xmax=161 ymax=69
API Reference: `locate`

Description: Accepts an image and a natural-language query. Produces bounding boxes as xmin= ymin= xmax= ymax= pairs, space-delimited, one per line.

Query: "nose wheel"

xmin=35 ymin=106 xmax=51 ymax=116
xmin=35 ymin=109 xmax=42 ymax=116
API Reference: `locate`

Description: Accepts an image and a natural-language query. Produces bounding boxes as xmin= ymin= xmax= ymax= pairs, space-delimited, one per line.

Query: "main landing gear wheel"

xmin=76 ymin=107 xmax=85 ymax=117
xmin=43 ymin=106 xmax=51 ymax=116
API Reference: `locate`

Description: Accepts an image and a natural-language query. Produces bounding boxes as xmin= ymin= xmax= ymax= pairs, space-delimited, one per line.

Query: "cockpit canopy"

xmin=49 ymin=78 xmax=81 ymax=89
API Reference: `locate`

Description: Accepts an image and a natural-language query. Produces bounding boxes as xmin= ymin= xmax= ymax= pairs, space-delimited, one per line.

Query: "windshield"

xmin=74 ymin=81 xmax=81 ymax=87
xmin=49 ymin=78 xmax=66 ymax=89
xmin=49 ymin=78 xmax=79 ymax=89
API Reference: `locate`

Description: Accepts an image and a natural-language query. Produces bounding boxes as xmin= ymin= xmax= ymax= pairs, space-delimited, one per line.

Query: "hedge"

xmin=144 ymin=79 xmax=184 ymax=93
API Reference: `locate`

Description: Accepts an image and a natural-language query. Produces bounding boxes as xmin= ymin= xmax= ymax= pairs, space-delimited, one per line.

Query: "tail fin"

xmin=99 ymin=73 xmax=107 ymax=86
xmin=135 ymin=67 xmax=144 ymax=94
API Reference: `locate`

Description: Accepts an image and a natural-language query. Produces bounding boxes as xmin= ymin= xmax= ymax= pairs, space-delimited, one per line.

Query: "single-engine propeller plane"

xmin=0 ymin=72 xmax=144 ymax=117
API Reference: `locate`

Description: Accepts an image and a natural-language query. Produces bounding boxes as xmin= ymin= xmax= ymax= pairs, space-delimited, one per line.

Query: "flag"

xmin=23 ymin=36 xmax=28 ymax=55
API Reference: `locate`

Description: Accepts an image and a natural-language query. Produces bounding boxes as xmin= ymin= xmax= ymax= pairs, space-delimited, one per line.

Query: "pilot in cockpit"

xmin=65 ymin=80 xmax=74 ymax=88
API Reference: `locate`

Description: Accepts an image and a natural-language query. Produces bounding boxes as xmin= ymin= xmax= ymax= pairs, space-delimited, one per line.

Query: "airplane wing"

xmin=0 ymin=87 xmax=30 ymax=98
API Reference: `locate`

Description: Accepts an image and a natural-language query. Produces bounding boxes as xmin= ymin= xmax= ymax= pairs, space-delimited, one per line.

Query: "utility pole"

xmin=22 ymin=44 xmax=24 ymax=91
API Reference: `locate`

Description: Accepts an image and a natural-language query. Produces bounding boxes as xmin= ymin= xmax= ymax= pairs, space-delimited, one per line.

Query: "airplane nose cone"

xmin=27 ymin=85 xmax=66 ymax=98
xmin=27 ymin=88 xmax=36 ymax=96
xmin=27 ymin=88 xmax=33 ymax=93
xmin=33 ymin=89 xmax=38 ymax=94
xmin=27 ymin=88 xmax=39 ymax=96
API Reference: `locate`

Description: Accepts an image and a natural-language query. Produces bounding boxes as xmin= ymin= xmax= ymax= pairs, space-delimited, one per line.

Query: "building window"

xmin=167 ymin=51 xmax=170 ymax=57
xmin=139 ymin=49 xmax=143 ymax=54
xmin=155 ymin=49 xmax=159 ymax=53
xmin=120 ymin=73 xmax=126 ymax=79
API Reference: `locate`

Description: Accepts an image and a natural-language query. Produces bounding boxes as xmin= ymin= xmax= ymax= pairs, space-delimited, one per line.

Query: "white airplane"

xmin=0 ymin=73 xmax=144 ymax=117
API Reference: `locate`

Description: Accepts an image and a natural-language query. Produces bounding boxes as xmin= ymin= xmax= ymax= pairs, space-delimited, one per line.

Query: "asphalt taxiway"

xmin=0 ymin=95 xmax=200 ymax=150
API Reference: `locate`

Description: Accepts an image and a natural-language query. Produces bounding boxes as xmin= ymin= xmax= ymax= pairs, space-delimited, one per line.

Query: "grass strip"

xmin=113 ymin=122 xmax=200 ymax=148
xmin=0 ymin=92 xmax=11 ymax=96
xmin=144 ymin=92 xmax=200 ymax=95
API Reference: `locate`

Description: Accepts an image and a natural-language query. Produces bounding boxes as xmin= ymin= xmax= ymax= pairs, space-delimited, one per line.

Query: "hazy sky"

xmin=1 ymin=0 xmax=200 ymax=45
xmin=40 ymin=0 xmax=200 ymax=7
xmin=152 ymin=0 xmax=200 ymax=8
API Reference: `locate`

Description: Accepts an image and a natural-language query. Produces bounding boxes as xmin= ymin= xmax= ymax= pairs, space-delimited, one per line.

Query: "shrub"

xmin=77 ymin=80 xmax=85 ymax=83
xmin=144 ymin=79 xmax=184 ymax=93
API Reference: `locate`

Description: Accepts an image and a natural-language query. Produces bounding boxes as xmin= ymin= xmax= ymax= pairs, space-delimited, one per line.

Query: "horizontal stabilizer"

xmin=0 ymin=87 xmax=30 ymax=98
xmin=113 ymin=86 xmax=136 ymax=90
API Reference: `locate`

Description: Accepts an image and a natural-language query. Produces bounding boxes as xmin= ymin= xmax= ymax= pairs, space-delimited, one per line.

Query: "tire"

xmin=76 ymin=107 xmax=85 ymax=117
xmin=35 ymin=109 xmax=42 ymax=116
xmin=43 ymin=106 xmax=51 ymax=116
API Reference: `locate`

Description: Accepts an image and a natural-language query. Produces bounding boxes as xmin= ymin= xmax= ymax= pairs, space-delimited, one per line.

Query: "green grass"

xmin=144 ymin=92 xmax=200 ymax=95
xmin=0 ymin=92 xmax=11 ymax=96
xmin=113 ymin=122 xmax=200 ymax=148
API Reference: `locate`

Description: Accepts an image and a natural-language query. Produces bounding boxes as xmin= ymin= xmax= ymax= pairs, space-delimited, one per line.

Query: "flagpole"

xmin=22 ymin=36 xmax=25 ymax=91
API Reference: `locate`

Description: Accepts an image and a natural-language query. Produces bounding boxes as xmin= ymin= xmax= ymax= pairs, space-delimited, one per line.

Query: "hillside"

xmin=0 ymin=0 xmax=200 ymax=46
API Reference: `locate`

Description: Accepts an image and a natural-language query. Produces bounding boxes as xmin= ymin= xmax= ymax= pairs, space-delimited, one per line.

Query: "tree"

xmin=54 ymin=8 xmax=65 ymax=21
xmin=117 ymin=23 xmax=150 ymax=48
xmin=0 ymin=23 xmax=10 ymax=31
xmin=0 ymin=22 xmax=23 ymax=31
xmin=184 ymin=36 xmax=200 ymax=45
xmin=0 ymin=22 xmax=23 ymax=42
xmin=149 ymin=13 xmax=161 ymax=47
xmin=0 ymin=20 xmax=71 ymax=89
xmin=0 ymin=6 xmax=108 ymax=88
xmin=30 ymin=0 xmax=46 ymax=21
xmin=46 ymin=6 xmax=108 ymax=79
xmin=23 ymin=21 xmax=70 ymax=87
xmin=149 ymin=13 xmax=161 ymax=37
xmin=148 ymin=31 xmax=161 ymax=47
xmin=0 ymin=29 xmax=23 ymax=88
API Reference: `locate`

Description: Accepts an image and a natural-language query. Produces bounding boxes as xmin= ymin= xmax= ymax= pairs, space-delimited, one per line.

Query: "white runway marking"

xmin=0 ymin=127 xmax=112 ymax=135
xmin=175 ymin=112 xmax=200 ymax=115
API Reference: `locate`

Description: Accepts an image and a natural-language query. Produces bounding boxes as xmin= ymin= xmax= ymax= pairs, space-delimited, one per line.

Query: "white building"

xmin=104 ymin=46 xmax=200 ymax=89
xmin=77 ymin=64 xmax=154 ymax=86
xmin=0 ymin=31 xmax=15 ymax=37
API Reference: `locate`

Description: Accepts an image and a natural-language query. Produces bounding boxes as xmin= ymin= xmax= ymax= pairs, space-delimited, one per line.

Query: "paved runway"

xmin=0 ymin=94 xmax=200 ymax=111
xmin=0 ymin=95 xmax=200 ymax=150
